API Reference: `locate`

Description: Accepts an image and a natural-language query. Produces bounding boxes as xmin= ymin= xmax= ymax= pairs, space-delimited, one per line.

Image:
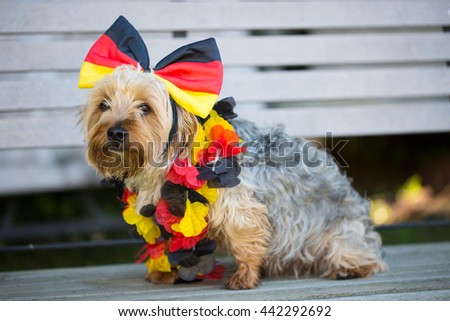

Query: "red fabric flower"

xmin=197 ymin=125 xmax=245 ymax=166
xmin=135 ymin=242 xmax=165 ymax=264
xmin=167 ymin=158 xmax=204 ymax=189
xmin=169 ymin=228 xmax=207 ymax=253
xmin=155 ymin=199 xmax=182 ymax=234
xmin=121 ymin=188 xmax=135 ymax=204
xmin=210 ymin=124 xmax=239 ymax=144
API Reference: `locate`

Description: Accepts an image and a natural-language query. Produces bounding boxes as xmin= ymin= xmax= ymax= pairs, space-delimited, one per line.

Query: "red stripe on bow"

xmin=84 ymin=34 xmax=139 ymax=69
xmin=155 ymin=61 xmax=222 ymax=95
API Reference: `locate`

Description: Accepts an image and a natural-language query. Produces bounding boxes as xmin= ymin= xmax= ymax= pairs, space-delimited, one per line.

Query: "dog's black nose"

xmin=107 ymin=126 xmax=128 ymax=142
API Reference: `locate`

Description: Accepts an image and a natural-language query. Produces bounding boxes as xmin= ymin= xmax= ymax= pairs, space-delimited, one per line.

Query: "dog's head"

xmin=81 ymin=65 xmax=198 ymax=179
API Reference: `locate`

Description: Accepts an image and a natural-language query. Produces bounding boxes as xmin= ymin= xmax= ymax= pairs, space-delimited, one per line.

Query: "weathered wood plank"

xmin=2 ymin=242 xmax=447 ymax=287
xmin=2 ymin=33 xmax=450 ymax=72
xmin=239 ymin=100 xmax=450 ymax=138
xmin=1 ymin=99 xmax=450 ymax=150
xmin=0 ymin=242 xmax=448 ymax=300
xmin=0 ymin=114 xmax=83 ymax=149
xmin=3 ymin=273 xmax=449 ymax=301
xmin=2 ymin=257 xmax=448 ymax=299
xmin=1 ymin=67 xmax=449 ymax=111
xmin=0 ymin=78 xmax=85 ymax=111
xmin=1 ymin=1 xmax=449 ymax=34
xmin=0 ymin=149 xmax=98 ymax=195
xmin=221 ymin=68 xmax=450 ymax=103
xmin=160 ymin=277 xmax=450 ymax=301
xmin=328 ymin=289 xmax=450 ymax=301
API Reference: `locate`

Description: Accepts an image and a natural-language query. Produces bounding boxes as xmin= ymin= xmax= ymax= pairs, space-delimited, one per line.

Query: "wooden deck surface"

xmin=1 ymin=242 xmax=449 ymax=301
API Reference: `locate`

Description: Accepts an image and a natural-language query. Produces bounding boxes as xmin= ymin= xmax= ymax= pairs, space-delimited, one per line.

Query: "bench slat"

xmin=1 ymin=1 xmax=449 ymax=34
xmin=1 ymin=67 xmax=449 ymax=111
xmin=0 ymin=78 xmax=85 ymax=111
xmin=221 ymin=68 xmax=450 ymax=103
xmin=2 ymin=33 xmax=450 ymax=72
xmin=239 ymin=99 xmax=450 ymax=137
xmin=2 ymin=100 xmax=449 ymax=150
xmin=110 ymin=32 xmax=450 ymax=67
xmin=0 ymin=115 xmax=83 ymax=149
xmin=0 ymin=150 xmax=97 ymax=195
xmin=0 ymin=242 xmax=449 ymax=300
xmin=0 ymin=164 xmax=96 ymax=195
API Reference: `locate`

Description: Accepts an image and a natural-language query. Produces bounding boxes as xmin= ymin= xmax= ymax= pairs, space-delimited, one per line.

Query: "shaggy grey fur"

xmin=230 ymin=118 xmax=385 ymax=277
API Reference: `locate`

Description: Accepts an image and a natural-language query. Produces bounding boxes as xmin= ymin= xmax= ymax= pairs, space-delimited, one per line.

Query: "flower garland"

xmin=118 ymin=97 xmax=244 ymax=282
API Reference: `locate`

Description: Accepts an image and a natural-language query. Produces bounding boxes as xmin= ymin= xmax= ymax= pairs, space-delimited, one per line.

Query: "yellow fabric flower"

xmin=172 ymin=200 xmax=208 ymax=237
xmin=191 ymin=125 xmax=207 ymax=165
xmin=197 ymin=184 xmax=218 ymax=204
xmin=123 ymin=194 xmax=161 ymax=244
xmin=122 ymin=194 xmax=139 ymax=223
xmin=139 ymin=220 xmax=161 ymax=245
xmin=146 ymin=254 xmax=171 ymax=273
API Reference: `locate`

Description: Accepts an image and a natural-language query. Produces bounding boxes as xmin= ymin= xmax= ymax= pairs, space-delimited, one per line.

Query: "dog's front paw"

xmin=146 ymin=269 xmax=178 ymax=285
xmin=225 ymin=272 xmax=260 ymax=290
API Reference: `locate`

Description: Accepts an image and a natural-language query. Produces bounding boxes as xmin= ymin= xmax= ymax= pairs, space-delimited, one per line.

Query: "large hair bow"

xmin=78 ymin=16 xmax=223 ymax=118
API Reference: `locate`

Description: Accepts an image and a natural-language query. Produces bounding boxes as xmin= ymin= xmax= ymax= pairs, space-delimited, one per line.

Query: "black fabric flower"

xmin=197 ymin=156 xmax=241 ymax=188
xmin=169 ymin=238 xmax=217 ymax=282
xmin=178 ymin=255 xmax=216 ymax=282
xmin=213 ymin=96 xmax=238 ymax=120
xmin=160 ymin=181 xmax=208 ymax=217
xmin=197 ymin=96 xmax=237 ymax=125
xmin=168 ymin=238 xmax=216 ymax=268
xmin=139 ymin=204 xmax=156 ymax=217
xmin=100 ymin=177 xmax=125 ymax=199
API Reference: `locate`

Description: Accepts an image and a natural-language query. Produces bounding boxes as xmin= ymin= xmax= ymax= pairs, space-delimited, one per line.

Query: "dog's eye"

xmin=139 ymin=103 xmax=151 ymax=115
xmin=99 ymin=100 xmax=110 ymax=112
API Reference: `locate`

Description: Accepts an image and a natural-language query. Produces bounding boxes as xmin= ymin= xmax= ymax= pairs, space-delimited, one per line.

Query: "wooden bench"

xmin=1 ymin=0 xmax=449 ymax=300
xmin=1 ymin=242 xmax=449 ymax=300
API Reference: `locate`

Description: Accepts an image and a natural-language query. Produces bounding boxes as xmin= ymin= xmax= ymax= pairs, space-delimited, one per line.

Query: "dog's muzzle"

xmin=107 ymin=126 xmax=128 ymax=143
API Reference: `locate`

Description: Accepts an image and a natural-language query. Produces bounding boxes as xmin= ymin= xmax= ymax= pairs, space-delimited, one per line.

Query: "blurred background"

xmin=1 ymin=0 xmax=449 ymax=272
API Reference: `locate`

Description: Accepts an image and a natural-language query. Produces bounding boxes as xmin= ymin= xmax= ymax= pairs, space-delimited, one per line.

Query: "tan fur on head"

xmin=81 ymin=65 xmax=198 ymax=179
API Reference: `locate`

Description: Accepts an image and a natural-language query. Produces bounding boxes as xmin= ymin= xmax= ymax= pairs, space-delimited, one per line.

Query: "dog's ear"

xmin=169 ymin=105 xmax=199 ymax=160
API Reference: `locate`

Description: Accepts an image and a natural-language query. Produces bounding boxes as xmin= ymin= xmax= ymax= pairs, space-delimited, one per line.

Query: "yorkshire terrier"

xmin=80 ymin=18 xmax=386 ymax=290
